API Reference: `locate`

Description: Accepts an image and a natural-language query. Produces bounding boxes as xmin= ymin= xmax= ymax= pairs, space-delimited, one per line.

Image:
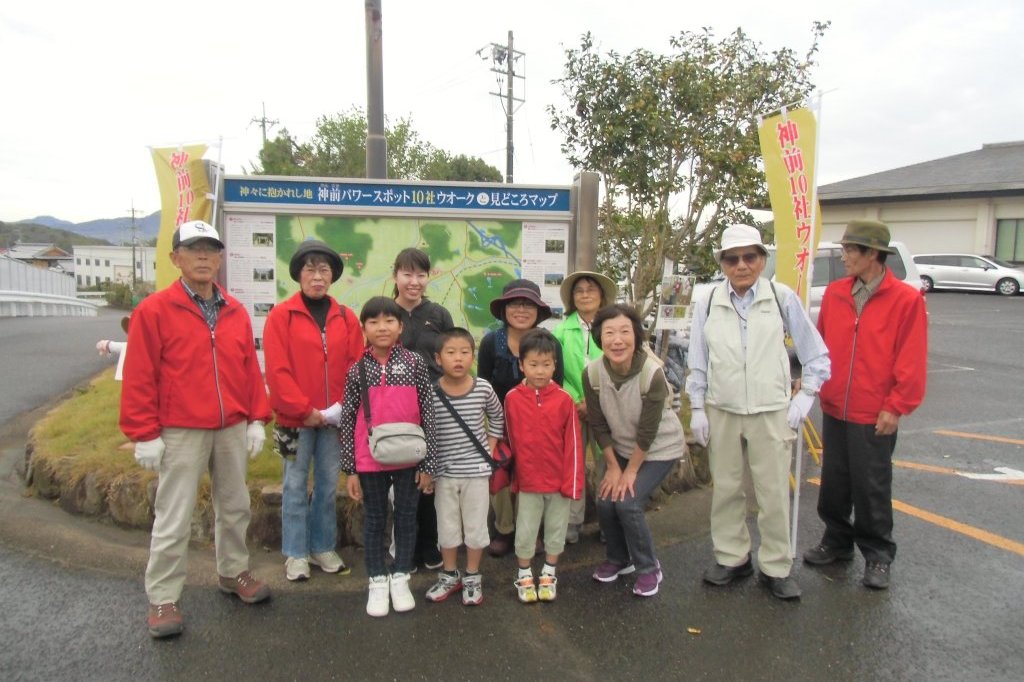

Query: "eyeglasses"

xmin=720 ymin=252 xmax=761 ymax=267
xmin=302 ymin=265 xmax=333 ymax=278
xmin=506 ymin=299 xmax=538 ymax=310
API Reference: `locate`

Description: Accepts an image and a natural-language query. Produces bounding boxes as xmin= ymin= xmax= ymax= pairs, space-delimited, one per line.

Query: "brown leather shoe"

xmin=487 ymin=532 xmax=514 ymax=557
xmin=147 ymin=601 xmax=184 ymax=638
xmin=218 ymin=571 xmax=271 ymax=604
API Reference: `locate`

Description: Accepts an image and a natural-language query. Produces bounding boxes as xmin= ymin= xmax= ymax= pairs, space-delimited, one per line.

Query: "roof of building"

xmin=819 ymin=141 xmax=1024 ymax=203
xmin=4 ymin=242 xmax=72 ymax=260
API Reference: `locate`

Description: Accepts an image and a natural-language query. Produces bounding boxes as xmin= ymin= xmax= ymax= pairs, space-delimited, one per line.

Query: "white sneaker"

xmin=285 ymin=556 xmax=311 ymax=582
xmin=390 ymin=572 xmax=416 ymax=612
xmin=367 ymin=575 xmax=390 ymax=617
xmin=310 ymin=551 xmax=348 ymax=575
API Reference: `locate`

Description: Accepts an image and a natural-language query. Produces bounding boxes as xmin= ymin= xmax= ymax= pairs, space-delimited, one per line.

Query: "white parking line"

xmin=928 ymin=362 xmax=975 ymax=374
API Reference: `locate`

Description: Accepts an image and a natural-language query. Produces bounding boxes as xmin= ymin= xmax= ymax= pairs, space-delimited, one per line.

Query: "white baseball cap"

xmin=173 ymin=220 xmax=224 ymax=249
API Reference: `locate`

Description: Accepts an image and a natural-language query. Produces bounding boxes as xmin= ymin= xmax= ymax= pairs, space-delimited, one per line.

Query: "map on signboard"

xmin=275 ymin=215 xmax=524 ymax=336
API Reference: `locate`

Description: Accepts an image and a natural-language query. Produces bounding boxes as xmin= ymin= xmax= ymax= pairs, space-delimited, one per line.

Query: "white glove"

xmin=134 ymin=437 xmax=165 ymax=471
xmin=246 ymin=421 xmax=266 ymax=458
xmin=787 ymin=392 xmax=816 ymax=430
xmin=321 ymin=402 xmax=342 ymax=427
xmin=690 ymin=408 xmax=709 ymax=447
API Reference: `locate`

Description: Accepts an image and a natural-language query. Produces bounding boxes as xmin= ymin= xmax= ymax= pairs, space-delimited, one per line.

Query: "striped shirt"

xmin=432 ymin=378 xmax=505 ymax=478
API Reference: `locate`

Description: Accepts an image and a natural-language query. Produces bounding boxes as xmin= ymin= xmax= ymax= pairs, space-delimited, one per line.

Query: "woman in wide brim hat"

xmin=551 ymin=270 xmax=617 ymax=543
xmin=478 ymin=278 xmax=564 ymax=557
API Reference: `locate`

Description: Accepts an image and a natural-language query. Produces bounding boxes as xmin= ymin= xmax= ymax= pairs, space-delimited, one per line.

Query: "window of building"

xmin=106 ymin=276 xmax=112 ymax=283
xmin=86 ymin=275 xmax=92 ymax=286
xmin=105 ymin=259 xmax=110 ymax=267
xmin=76 ymin=275 xmax=82 ymax=285
xmin=995 ymin=219 xmax=1024 ymax=263
xmin=85 ymin=258 xmax=90 ymax=266
xmin=76 ymin=258 xmax=81 ymax=265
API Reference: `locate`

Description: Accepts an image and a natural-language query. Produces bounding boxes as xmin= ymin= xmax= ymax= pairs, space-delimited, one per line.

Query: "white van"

xmin=912 ymin=253 xmax=1024 ymax=296
xmin=678 ymin=241 xmax=923 ymax=349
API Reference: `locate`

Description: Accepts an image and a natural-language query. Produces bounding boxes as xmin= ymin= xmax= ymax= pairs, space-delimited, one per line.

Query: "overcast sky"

xmin=2 ymin=0 xmax=1022 ymax=224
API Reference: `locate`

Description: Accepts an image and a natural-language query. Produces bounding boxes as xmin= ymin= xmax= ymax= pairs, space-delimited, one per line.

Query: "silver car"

xmin=912 ymin=254 xmax=1024 ymax=296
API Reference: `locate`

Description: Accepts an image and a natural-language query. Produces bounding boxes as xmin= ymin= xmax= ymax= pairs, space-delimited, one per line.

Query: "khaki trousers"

xmin=145 ymin=421 xmax=252 ymax=604
xmin=707 ymin=405 xmax=795 ymax=578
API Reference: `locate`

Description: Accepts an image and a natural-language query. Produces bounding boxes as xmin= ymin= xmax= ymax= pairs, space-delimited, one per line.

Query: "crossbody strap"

xmin=434 ymin=385 xmax=495 ymax=471
xmin=357 ymin=360 xmax=374 ymax=435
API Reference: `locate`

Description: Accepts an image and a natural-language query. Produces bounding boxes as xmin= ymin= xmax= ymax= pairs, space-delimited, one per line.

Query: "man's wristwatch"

xmin=800 ymin=386 xmax=817 ymax=397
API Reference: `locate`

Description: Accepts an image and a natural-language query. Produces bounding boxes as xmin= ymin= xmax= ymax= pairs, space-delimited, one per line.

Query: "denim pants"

xmin=281 ymin=427 xmax=341 ymax=558
xmin=596 ymin=456 xmax=675 ymax=575
xmin=360 ymin=467 xmax=420 ymax=578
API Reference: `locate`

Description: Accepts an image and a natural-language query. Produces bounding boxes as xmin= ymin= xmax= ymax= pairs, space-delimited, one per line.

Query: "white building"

xmin=73 ymin=245 xmax=157 ymax=288
xmin=819 ymin=141 xmax=1024 ymax=263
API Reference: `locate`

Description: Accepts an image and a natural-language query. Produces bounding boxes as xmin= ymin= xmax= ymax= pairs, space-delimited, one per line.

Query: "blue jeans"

xmin=281 ymin=427 xmax=341 ymax=558
xmin=596 ymin=457 xmax=675 ymax=575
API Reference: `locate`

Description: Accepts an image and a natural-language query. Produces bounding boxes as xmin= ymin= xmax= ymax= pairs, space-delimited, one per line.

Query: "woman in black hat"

xmin=263 ymin=239 xmax=364 ymax=582
xmin=478 ymin=278 xmax=565 ymax=556
xmin=391 ymin=247 xmax=455 ymax=570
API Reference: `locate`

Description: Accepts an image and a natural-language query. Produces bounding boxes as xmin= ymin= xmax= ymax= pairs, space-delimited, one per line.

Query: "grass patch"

xmin=33 ymin=368 xmax=285 ymax=489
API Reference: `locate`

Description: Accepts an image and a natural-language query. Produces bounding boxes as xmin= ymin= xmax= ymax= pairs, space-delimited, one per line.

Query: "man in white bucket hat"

xmin=685 ymin=224 xmax=830 ymax=600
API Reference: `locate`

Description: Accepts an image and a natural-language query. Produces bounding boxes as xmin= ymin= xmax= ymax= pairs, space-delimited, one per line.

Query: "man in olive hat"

xmin=804 ymin=219 xmax=927 ymax=590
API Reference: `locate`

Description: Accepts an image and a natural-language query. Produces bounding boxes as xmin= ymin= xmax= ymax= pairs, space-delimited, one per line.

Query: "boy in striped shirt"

xmin=425 ymin=328 xmax=505 ymax=606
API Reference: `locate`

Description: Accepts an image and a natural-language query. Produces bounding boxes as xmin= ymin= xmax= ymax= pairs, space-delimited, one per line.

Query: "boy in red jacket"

xmin=504 ymin=328 xmax=583 ymax=603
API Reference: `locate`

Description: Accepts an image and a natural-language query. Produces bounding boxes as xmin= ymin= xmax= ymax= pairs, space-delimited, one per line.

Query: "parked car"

xmin=912 ymin=253 xmax=1024 ymax=296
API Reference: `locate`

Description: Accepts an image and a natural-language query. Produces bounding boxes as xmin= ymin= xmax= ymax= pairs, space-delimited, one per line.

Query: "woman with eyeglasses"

xmin=551 ymin=271 xmax=617 ymax=544
xmin=478 ymin=278 xmax=565 ymax=556
xmin=263 ymin=239 xmax=365 ymax=582
xmin=391 ymin=247 xmax=455 ymax=570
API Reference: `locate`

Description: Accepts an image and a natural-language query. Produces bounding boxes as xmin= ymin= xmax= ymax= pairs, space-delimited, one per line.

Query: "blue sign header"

xmin=223 ymin=178 xmax=571 ymax=214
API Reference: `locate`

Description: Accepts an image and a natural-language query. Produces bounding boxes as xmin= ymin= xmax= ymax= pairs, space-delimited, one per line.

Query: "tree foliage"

xmin=251 ymin=107 xmax=501 ymax=182
xmin=548 ymin=23 xmax=828 ymax=314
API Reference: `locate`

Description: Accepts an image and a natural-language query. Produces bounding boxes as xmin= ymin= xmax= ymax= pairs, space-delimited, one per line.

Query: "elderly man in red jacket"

xmin=804 ymin=220 xmax=927 ymax=590
xmin=121 ymin=220 xmax=273 ymax=638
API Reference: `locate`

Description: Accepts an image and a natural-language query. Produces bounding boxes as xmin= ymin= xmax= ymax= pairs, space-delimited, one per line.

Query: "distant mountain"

xmin=12 ymin=212 xmax=161 ymax=245
xmin=0 ymin=221 xmax=112 ymax=253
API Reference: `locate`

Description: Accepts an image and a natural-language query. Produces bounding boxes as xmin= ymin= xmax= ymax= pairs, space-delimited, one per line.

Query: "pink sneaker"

xmin=632 ymin=562 xmax=663 ymax=597
xmin=592 ymin=561 xmax=636 ymax=583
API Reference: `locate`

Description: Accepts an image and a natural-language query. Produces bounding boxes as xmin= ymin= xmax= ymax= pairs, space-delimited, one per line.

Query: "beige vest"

xmin=704 ymin=279 xmax=790 ymax=414
xmin=587 ymin=358 xmax=686 ymax=462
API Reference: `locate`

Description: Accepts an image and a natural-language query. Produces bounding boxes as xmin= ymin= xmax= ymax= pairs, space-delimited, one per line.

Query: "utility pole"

xmin=127 ymin=203 xmax=143 ymax=290
xmin=365 ymin=0 xmax=387 ymax=179
xmin=479 ymin=31 xmax=524 ymax=183
xmin=250 ymin=102 xmax=279 ymax=146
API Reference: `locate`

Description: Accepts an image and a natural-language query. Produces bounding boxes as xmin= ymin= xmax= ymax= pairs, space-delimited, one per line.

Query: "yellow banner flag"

xmin=758 ymin=107 xmax=822 ymax=306
xmin=151 ymin=144 xmax=213 ymax=290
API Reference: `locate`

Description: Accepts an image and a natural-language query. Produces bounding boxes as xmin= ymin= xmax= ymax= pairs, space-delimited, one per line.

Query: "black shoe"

xmin=421 ymin=546 xmax=444 ymax=571
xmin=487 ymin=532 xmax=514 ymax=558
xmin=702 ymin=556 xmax=754 ymax=586
xmin=758 ymin=571 xmax=802 ymax=600
xmin=803 ymin=543 xmax=855 ymax=566
xmin=863 ymin=561 xmax=891 ymax=590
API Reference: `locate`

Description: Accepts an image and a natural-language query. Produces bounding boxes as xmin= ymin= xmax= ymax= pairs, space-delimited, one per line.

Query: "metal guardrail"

xmin=0 ymin=290 xmax=100 ymax=317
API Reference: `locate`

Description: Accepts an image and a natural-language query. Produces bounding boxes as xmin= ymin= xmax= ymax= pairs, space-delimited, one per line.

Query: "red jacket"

xmin=504 ymin=381 xmax=583 ymax=499
xmin=263 ymin=293 xmax=363 ymax=427
xmin=120 ymin=280 xmax=271 ymax=442
xmin=817 ymin=268 xmax=928 ymax=425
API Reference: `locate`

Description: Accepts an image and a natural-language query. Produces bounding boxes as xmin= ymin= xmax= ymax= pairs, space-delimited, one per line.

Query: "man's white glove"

xmin=690 ymin=408 xmax=709 ymax=447
xmin=321 ymin=402 xmax=343 ymax=427
xmin=134 ymin=437 xmax=165 ymax=471
xmin=246 ymin=421 xmax=266 ymax=458
xmin=787 ymin=392 xmax=816 ymax=430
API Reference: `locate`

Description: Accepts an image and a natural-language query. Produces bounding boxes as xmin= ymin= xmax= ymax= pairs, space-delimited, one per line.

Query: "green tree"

xmin=548 ymin=24 xmax=828 ymax=314
xmin=252 ymin=107 xmax=502 ymax=182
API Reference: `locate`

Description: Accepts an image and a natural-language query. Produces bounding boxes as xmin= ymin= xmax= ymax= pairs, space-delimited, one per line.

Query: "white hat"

xmin=173 ymin=220 xmax=224 ymax=249
xmin=714 ymin=224 xmax=768 ymax=263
